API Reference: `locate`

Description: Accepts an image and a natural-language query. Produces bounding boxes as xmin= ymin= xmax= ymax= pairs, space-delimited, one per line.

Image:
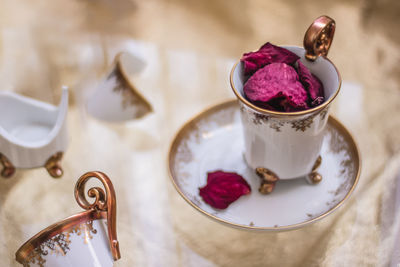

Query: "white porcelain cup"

xmin=86 ymin=52 xmax=152 ymax=122
xmin=230 ymin=46 xmax=341 ymax=179
xmin=16 ymin=171 xmax=120 ymax=267
xmin=16 ymin=211 xmax=114 ymax=267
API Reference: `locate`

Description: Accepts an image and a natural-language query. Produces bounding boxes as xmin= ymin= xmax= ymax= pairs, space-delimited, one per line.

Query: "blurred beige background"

xmin=1 ymin=0 xmax=400 ymax=266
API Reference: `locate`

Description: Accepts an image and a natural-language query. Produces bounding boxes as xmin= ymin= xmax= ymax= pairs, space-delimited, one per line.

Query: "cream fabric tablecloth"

xmin=1 ymin=0 xmax=400 ymax=266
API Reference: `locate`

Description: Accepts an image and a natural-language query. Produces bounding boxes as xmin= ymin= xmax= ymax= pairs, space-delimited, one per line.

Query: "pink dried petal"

xmin=296 ymin=60 xmax=325 ymax=106
xmin=241 ymin=42 xmax=300 ymax=76
xmin=199 ymin=171 xmax=251 ymax=209
xmin=244 ymin=63 xmax=309 ymax=111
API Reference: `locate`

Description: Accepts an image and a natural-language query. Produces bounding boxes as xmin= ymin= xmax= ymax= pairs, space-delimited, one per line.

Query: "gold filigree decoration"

xmin=252 ymin=113 xmax=269 ymax=125
xmin=245 ymin=107 xmax=329 ymax=133
xmin=245 ymin=108 xmax=286 ymax=132
xmin=65 ymin=220 xmax=98 ymax=244
xmin=269 ymin=120 xmax=285 ymax=132
xmin=108 ymin=68 xmax=151 ymax=118
xmin=290 ymin=107 xmax=329 ymax=132
xmin=23 ymin=221 xmax=98 ymax=267
xmin=243 ymin=104 xmax=329 ymax=132
xmin=291 ymin=115 xmax=314 ymax=132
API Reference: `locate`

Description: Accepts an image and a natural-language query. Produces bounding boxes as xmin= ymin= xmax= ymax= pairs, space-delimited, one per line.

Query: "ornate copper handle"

xmin=303 ymin=15 xmax=336 ymax=61
xmin=75 ymin=171 xmax=121 ymax=261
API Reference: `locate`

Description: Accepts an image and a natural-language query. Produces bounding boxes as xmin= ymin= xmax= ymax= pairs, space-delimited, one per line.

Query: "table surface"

xmin=1 ymin=0 xmax=400 ymax=266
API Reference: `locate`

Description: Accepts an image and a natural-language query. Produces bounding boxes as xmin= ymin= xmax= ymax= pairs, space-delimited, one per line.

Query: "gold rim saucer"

xmin=168 ymin=100 xmax=361 ymax=231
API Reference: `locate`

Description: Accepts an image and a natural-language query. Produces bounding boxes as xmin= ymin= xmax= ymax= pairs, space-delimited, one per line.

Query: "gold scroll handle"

xmin=74 ymin=171 xmax=121 ymax=261
xmin=303 ymin=15 xmax=336 ymax=61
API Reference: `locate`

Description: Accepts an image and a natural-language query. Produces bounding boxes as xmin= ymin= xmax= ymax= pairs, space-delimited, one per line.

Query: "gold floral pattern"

xmin=291 ymin=115 xmax=314 ymax=132
xmin=269 ymin=120 xmax=285 ymax=132
xmin=252 ymin=113 xmax=269 ymax=125
xmin=23 ymin=220 xmax=98 ymax=267
xmin=290 ymin=107 xmax=329 ymax=132
xmin=243 ymin=104 xmax=330 ymax=132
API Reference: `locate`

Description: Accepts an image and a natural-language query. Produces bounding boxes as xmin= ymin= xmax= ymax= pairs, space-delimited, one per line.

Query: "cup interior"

xmin=232 ymin=46 xmax=340 ymax=112
xmin=118 ymin=52 xmax=146 ymax=76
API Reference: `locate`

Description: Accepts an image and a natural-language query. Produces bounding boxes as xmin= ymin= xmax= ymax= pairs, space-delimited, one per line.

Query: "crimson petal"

xmin=241 ymin=42 xmax=300 ymax=76
xmin=296 ymin=60 xmax=325 ymax=107
xmin=199 ymin=171 xmax=251 ymax=209
xmin=244 ymin=63 xmax=309 ymax=111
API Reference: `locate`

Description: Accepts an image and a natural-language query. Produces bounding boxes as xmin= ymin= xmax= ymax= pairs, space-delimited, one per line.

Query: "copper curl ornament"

xmin=74 ymin=171 xmax=121 ymax=260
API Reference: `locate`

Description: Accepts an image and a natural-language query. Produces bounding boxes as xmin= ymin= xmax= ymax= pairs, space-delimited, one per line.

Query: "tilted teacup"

xmin=15 ymin=171 xmax=121 ymax=267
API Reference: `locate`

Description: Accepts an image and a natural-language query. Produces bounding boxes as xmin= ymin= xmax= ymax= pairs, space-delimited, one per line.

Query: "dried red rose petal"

xmin=243 ymin=63 xmax=309 ymax=111
xmin=199 ymin=171 xmax=251 ymax=209
xmin=296 ymin=59 xmax=325 ymax=107
xmin=241 ymin=42 xmax=300 ymax=76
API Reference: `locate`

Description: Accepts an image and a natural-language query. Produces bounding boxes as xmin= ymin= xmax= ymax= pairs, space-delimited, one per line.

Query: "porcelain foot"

xmin=256 ymin=167 xmax=279 ymax=194
xmin=0 ymin=153 xmax=15 ymax=178
xmin=45 ymin=152 xmax=64 ymax=178
xmin=306 ymin=156 xmax=322 ymax=184
xmin=307 ymin=172 xmax=322 ymax=184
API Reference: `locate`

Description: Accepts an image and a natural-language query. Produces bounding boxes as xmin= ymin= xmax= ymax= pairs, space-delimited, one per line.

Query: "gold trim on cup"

xmin=168 ymin=100 xmax=361 ymax=231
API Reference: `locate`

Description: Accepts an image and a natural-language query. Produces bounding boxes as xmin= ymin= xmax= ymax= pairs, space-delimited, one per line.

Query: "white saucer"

xmin=168 ymin=100 xmax=360 ymax=231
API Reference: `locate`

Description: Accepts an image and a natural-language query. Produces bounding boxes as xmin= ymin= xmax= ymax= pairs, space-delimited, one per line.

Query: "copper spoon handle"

xmin=304 ymin=15 xmax=336 ymax=61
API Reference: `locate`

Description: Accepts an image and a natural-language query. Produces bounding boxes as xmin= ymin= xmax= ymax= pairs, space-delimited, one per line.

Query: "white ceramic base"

xmin=169 ymin=100 xmax=360 ymax=231
xmin=0 ymin=88 xmax=68 ymax=169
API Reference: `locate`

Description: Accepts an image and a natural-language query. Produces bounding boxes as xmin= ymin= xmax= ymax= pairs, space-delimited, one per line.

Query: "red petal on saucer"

xmin=241 ymin=42 xmax=300 ymax=76
xmin=296 ymin=60 xmax=325 ymax=107
xmin=199 ymin=171 xmax=251 ymax=209
xmin=244 ymin=63 xmax=309 ymax=111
